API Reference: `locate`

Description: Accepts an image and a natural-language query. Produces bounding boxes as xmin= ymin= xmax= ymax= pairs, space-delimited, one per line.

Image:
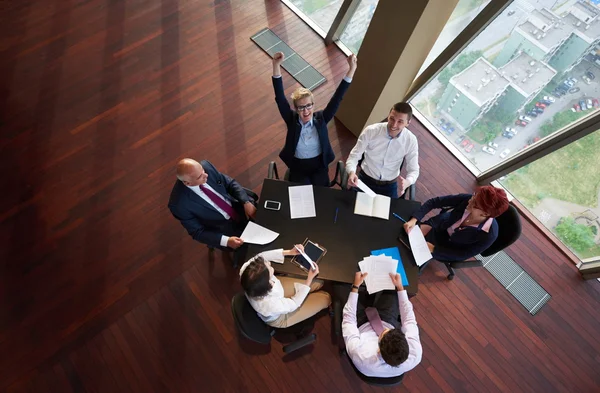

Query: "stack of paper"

xmin=358 ymin=255 xmax=398 ymax=294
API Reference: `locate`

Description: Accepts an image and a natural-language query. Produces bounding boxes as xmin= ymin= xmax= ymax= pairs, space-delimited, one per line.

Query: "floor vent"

xmin=476 ymin=252 xmax=551 ymax=315
xmin=251 ymin=28 xmax=326 ymax=90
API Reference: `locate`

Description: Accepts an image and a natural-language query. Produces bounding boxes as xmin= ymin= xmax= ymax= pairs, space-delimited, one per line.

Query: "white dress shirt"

xmin=239 ymin=249 xmax=311 ymax=323
xmin=342 ymin=291 xmax=422 ymax=377
xmin=187 ymin=183 xmax=233 ymax=247
xmin=346 ymin=123 xmax=419 ymax=185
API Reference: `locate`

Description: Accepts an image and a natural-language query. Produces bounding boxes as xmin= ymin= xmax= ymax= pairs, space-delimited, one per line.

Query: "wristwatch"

xmin=352 ymin=285 xmax=360 ymax=290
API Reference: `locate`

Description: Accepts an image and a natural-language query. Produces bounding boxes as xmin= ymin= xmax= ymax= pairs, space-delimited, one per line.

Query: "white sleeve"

xmin=259 ymin=282 xmax=311 ymax=317
xmin=346 ymin=128 xmax=371 ymax=175
xmin=397 ymin=291 xmax=422 ymax=371
xmin=239 ymin=249 xmax=285 ymax=277
xmin=404 ymin=135 xmax=420 ymax=185
xmin=342 ymin=292 xmax=362 ymax=355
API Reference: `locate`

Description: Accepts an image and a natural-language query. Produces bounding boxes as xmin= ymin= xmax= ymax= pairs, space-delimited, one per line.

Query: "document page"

xmin=240 ymin=221 xmax=279 ymax=245
xmin=354 ymin=192 xmax=374 ymax=217
xmin=372 ymin=195 xmax=391 ymax=220
xmin=356 ymin=179 xmax=376 ymax=197
xmin=408 ymin=226 xmax=433 ymax=266
xmin=288 ymin=185 xmax=316 ymax=219
xmin=359 ymin=255 xmax=398 ymax=294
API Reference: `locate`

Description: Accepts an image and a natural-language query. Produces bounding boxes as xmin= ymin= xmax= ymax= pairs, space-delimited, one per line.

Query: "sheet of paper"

xmin=356 ymin=179 xmax=376 ymax=197
xmin=354 ymin=192 xmax=375 ymax=217
xmin=408 ymin=226 xmax=433 ymax=266
xmin=288 ymin=185 xmax=316 ymax=219
xmin=240 ymin=221 xmax=279 ymax=245
xmin=370 ymin=247 xmax=408 ymax=286
xmin=372 ymin=195 xmax=391 ymax=220
xmin=360 ymin=255 xmax=397 ymax=294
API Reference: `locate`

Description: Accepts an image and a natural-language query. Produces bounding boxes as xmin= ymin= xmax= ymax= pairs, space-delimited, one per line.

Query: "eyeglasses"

xmin=295 ymin=103 xmax=314 ymax=112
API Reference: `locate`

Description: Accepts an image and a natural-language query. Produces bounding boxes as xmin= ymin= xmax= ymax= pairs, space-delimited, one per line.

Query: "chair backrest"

xmin=347 ymin=354 xmax=404 ymax=386
xmin=231 ymin=292 xmax=273 ymax=345
xmin=481 ymin=204 xmax=521 ymax=257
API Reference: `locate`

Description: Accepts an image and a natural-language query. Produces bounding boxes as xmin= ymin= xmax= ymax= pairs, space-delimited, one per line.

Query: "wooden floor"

xmin=1 ymin=0 xmax=599 ymax=392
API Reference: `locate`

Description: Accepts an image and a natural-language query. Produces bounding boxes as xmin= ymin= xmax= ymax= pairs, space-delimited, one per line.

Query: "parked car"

xmin=593 ymin=98 xmax=599 ymax=107
xmin=518 ymin=115 xmax=532 ymax=122
xmin=540 ymin=99 xmax=552 ymax=105
xmin=465 ymin=143 xmax=474 ymax=153
xmin=534 ymin=107 xmax=544 ymax=114
xmin=582 ymin=75 xmax=592 ymax=85
xmin=569 ymin=77 xmax=578 ymax=84
xmin=527 ymin=110 xmax=538 ymax=117
xmin=505 ymin=127 xmax=517 ymax=134
xmin=507 ymin=9 xmax=516 ymax=16
xmin=569 ymin=87 xmax=581 ymax=94
xmin=543 ymin=96 xmax=556 ymax=103
xmin=552 ymin=91 xmax=563 ymax=98
xmin=515 ymin=120 xmax=528 ymax=126
xmin=580 ymin=99 xmax=587 ymax=110
xmin=460 ymin=138 xmax=470 ymax=147
xmin=441 ymin=123 xmax=449 ymax=131
xmin=535 ymin=102 xmax=546 ymax=109
xmin=586 ymin=71 xmax=595 ymax=80
xmin=438 ymin=119 xmax=446 ymax=126
xmin=499 ymin=149 xmax=511 ymax=159
xmin=587 ymin=98 xmax=593 ymax=108
xmin=482 ymin=146 xmax=496 ymax=155
xmin=488 ymin=142 xmax=499 ymax=149
xmin=446 ymin=126 xmax=455 ymax=135
xmin=574 ymin=104 xmax=581 ymax=112
xmin=455 ymin=135 xmax=465 ymax=144
xmin=502 ymin=130 xmax=514 ymax=139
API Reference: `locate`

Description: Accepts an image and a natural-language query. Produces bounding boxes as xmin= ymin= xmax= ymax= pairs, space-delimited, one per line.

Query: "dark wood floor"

xmin=1 ymin=0 xmax=599 ymax=392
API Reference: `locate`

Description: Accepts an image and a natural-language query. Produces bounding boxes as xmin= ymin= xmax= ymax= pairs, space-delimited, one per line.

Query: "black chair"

xmin=267 ymin=161 xmax=290 ymax=181
xmin=231 ymin=292 xmax=317 ymax=354
xmin=331 ymin=284 xmax=404 ymax=386
xmin=440 ymin=204 xmax=522 ymax=280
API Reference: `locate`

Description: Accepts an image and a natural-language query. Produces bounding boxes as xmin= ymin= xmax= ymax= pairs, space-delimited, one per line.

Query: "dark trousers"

xmin=355 ymin=287 xmax=401 ymax=329
xmin=358 ymin=171 xmax=399 ymax=198
xmin=288 ymin=155 xmax=330 ymax=187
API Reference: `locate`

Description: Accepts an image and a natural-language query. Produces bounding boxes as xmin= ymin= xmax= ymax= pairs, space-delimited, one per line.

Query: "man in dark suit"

xmin=271 ymin=52 xmax=357 ymax=186
xmin=168 ymin=158 xmax=256 ymax=250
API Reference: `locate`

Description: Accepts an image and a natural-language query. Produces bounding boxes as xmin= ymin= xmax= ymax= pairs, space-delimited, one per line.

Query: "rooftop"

xmin=571 ymin=1 xmax=598 ymax=23
xmin=451 ymin=58 xmax=510 ymax=107
xmin=499 ymin=52 xmax=557 ymax=97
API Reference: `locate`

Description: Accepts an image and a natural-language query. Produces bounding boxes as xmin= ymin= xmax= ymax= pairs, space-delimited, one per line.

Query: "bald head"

xmin=176 ymin=158 xmax=208 ymax=186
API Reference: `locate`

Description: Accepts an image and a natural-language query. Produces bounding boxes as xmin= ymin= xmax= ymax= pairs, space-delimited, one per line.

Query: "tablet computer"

xmin=292 ymin=239 xmax=327 ymax=272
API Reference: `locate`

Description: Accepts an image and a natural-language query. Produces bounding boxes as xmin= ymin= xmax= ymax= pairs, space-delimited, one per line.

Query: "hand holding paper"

xmin=240 ymin=222 xmax=279 ymax=245
xmin=407 ymin=226 xmax=433 ymax=266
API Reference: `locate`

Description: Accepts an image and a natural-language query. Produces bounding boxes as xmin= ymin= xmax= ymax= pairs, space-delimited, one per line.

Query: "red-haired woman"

xmin=403 ymin=186 xmax=509 ymax=262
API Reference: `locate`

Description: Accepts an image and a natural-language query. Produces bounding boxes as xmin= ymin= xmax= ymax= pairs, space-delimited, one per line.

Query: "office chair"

xmin=231 ymin=292 xmax=317 ymax=354
xmin=330 ymin=283 xmax=404 ymax=386
xmin=267 ymin=161 xmax=290 ymax=181
xmin=207 ymin=187 xmax=259 ymax=268
xmin=440 ymin=204 xmax=522 ymax=280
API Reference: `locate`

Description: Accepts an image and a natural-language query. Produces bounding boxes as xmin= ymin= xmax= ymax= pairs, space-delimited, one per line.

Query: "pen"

xmin=393 ymin=213 xmax=406 ymax=223
xmin=334 ymin=208 xmax=339 ymax=224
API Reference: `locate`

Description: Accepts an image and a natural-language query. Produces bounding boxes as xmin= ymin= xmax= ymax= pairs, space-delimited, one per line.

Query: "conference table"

xmin=249 ymin=179 xmax=421 ymax=295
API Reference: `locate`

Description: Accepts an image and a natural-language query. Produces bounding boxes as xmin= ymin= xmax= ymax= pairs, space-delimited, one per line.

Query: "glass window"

xmin=339 ymin=0 xmax=379 ymax=54
xmin=286 ymin=0 xmax=345 ymax=33
xmin=499 ymin=129 xmax=600 ymax=261
xmin=417 ymin=0 xmax=491 ymax=76
xmin=411 ymin=0 xmax=600 ymax=172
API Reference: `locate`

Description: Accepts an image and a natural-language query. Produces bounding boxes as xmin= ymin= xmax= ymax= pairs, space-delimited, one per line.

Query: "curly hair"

xmin=474 ymin=185 xmax=509 ymax=218
xmin=291 ymin=87 xmax=314 ymax=106
xmin=240 ymin=256 xmax=272 ymax=298
xmin=379 ymin=329 xmax=409 ymax=366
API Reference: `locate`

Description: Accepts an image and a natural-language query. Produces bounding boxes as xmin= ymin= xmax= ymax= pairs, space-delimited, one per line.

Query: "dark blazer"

xmin=411 ymin=194 xmax=499 ymax=262
xmin=168 ymin=160 xmax=250 ymax=247
xmin=272 ymin=76 xmax=350 ymax=168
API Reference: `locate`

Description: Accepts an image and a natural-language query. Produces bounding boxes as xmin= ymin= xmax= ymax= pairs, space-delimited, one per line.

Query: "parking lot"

xmin=447 ymin=59 xmax=600 ymax=171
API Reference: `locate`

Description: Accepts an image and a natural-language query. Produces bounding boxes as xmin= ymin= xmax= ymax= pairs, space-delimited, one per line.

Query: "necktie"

xmin=365 ymin=307 xmax=385 ymax=336
xmin=199 ymin=184 xmax=239 ymax=221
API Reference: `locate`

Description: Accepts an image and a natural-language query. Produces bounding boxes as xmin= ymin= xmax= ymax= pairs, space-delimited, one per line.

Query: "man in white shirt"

xmin=168 ymin=158 xmax=256 ymax=251
xmin=346 ymin=102 xmax=419 ymax=198
xmin=342 ymin=272 xmax=422 ymax=378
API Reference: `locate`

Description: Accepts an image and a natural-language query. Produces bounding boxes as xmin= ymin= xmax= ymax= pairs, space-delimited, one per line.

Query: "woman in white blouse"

xmin=239 ymin=246 xmax=331 ymax=328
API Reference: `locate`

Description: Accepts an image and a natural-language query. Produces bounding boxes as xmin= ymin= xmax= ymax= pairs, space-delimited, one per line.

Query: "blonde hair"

xmin=291 ymin=88 xmax=313 ymax=106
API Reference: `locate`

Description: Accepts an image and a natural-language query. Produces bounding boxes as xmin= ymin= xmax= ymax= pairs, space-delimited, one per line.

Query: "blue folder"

xmin=370 ymin=247 xmax=409 ymax=286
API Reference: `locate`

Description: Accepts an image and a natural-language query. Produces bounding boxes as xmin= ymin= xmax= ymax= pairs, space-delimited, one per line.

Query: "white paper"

xmin=240 ymin=221 xmax=279 ymax=245
xmin=354 ymin=193 xmax=390 ymax=220
xmin=359 ymin=255 xmax=398 ymax=294
xmin=408 ymin=226 xmax=433 ymax=266
xmin=356 ymin=179 xmax=377 ymax=197
xmin=288 ymin=185 xmax=316 ymax=219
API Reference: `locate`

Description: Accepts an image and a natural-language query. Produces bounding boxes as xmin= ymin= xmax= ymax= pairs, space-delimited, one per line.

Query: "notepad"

xmin=371 ymin=247 xmax=408 ymax=286
xmin=354 ymin=192 xmax=390 ymax=220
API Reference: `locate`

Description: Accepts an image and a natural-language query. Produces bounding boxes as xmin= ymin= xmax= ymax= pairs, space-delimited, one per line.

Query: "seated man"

xmin=342 ymin=272 xmax=422 ymax=378
xmin=346 ymin=102 xmax=419 ymax=198
xmin=168 ymin=158 xmax=256 ymax=250
xmin=403 ymin=185 xmax=509 ymax=262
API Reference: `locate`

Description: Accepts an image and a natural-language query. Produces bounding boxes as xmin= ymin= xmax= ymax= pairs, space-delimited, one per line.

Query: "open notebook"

xmin=354 ymin=192 xmax=390 ymax=220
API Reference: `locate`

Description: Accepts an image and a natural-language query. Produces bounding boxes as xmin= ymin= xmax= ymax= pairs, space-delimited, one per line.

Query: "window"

xmin=284 ymin=0 xmax=345 ymax=33
xmin=411 ymin=1 xmax=600 ymax=172
xmin=339 ymin=0 xmax=379 ymax=54
xmin=499 ymin=129 xmax=600 ymax=261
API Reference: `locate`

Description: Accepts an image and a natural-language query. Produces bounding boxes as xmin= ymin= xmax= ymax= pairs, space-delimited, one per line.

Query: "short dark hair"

xmin=379 ymin=329 xmax=409 ymax=366
xmin=240 ymin=256 xmax=272 ymax=298
xmin=391 ymin=102 xmax=412 ymax=121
